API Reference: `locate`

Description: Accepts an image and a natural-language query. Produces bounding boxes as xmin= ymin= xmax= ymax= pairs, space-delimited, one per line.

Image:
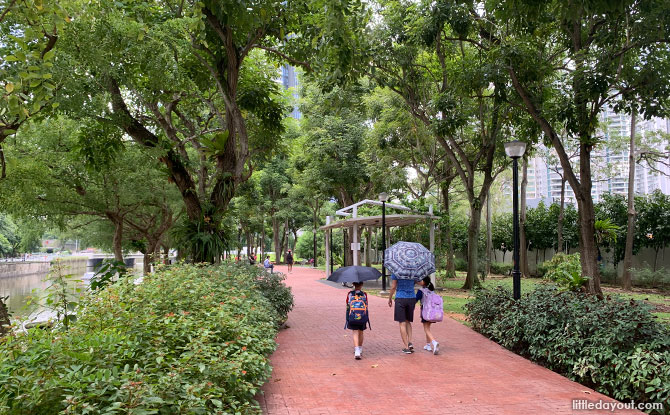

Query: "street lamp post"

xmin=379 ymin=192 xmax=389 ymax=294
xmin=504 ymin=141 xmax=527 ymax=300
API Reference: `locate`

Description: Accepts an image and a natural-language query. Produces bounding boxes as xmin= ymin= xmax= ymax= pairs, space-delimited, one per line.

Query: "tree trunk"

xmin=442 ymin=181 xmax=456 ymax=278
xmin=462 ymin=204 xmax=482 ymax=289
xmin=107 ymin=214 xmax=124 ymax=263
xmin=272 ymin=215 xmax=281 ymax=264
xmin=278 ymin=218 xmax=288 ymax=263
xmin=237 ymin=227 xmax=243 ymax=262
xmin=141 ymin=238 xmax=160 ymax=275
xmin=576 ymin=140 xmax=603 ymax=296
xmin=313 ymin=228 xmax=318 ymax=267
xmin=486 ymin=191 xmax=492 ymax=276
xmin=508 ymin=65 xmax=602 ymax=296
xmin=557 ymin=176 xmax=566 ymax=253
xmin=622 ymin=108 xmax=637 ymax=290
xmin=161 ymin=245 xmax=167 ymax=264
xmin=576 ymin=194 xmax=602 ymax=296
xmin=108 ymin=79 xmax=203 ymax=221
xmin=143 ymin=252 xmax=152 ymax=275
xmin=246 ymin=230 xmax=253 ymax=260
xmin=520 ymin=158 xmax=530 ymax=277
xmin=343 ymin=228 xmax=353 ymax=266
xmin=260 ymin=221 xmax=265 ymax=257
xmin=153 ymin=244 xmax=161 ymax=266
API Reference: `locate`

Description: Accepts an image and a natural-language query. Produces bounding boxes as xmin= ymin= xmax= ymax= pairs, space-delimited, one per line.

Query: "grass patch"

xmin=443 ymin=296 xmax=468 ymax=314
xmin=655 ymin=312 xmax=670 ymax=325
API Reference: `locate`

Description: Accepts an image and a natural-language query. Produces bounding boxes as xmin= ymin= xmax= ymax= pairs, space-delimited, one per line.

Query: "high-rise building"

xmin=281 ymin=65 xmax=301 ymax=119
xmin=523 ymin=109 xmax=670 ymax=205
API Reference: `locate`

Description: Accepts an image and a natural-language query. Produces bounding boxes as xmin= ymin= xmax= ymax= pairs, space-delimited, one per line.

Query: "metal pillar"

xmin=512 ymin=157 xmax=521 ymax=300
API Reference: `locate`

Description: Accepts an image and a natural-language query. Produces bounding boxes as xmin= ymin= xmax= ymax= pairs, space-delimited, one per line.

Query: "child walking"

xmin=345 ymin=282 xmax=370 ymax=360
xmin=416 ymin=276 xmax=440 ymax=355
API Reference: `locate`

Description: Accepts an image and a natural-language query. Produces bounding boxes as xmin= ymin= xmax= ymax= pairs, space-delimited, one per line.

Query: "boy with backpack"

xmin=416 ymin=276 xmax=443 ymax=355
xmin=345 ymin=282 xmax=370 ymax=360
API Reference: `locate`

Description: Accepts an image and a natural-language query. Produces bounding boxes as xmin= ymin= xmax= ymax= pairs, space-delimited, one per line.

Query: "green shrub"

xmin=631 ymin=266 xmax=670 ymax=291
xmin=454 ymin=257 xmax=467 ymax=272
xmin=542 ymin=253 xmax=587 ymax=291
xmin=600 ymin=265 xmax=618 ymax=284
xmin=534 ymin=262 xmax=549 ymax=278
xmin=0 ymin=263 xmax=289 ymax=414
xmin=466 ymin=285 xmax=670 ymax=412
xmin=543 ymin=252 xmax=581 ymax=279
xmin=490 ymin=262 xmax=512 ymax=276
xmin=253 ymin=267 xmax=294 ymax=325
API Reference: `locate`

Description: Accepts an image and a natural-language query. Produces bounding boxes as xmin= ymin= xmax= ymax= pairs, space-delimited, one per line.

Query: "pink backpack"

xmin=421 ymin=288 xmax=443 ymax=322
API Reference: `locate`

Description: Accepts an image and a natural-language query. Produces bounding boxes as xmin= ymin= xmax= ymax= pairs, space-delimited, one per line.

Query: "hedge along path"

xmin=258 ymin=265 xmax=642 ymax=415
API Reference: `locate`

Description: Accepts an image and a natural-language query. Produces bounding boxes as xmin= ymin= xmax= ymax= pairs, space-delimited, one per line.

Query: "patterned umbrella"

xmin=384 ymin=241 xmax=435 ymax=280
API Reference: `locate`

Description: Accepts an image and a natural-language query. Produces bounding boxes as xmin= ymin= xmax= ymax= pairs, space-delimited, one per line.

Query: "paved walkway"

xmin=259 ymin=266 xmax=641 ymax=415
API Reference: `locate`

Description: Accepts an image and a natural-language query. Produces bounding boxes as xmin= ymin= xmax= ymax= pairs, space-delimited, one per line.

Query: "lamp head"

xmin=378 ymin=192 xmax=389 ymax=202
xmin=504 ymin=141 xmax=527 ymax=158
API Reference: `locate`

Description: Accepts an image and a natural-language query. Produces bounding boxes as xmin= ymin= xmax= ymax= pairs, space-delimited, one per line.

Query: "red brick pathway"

xmin=259 ymin=266 xmax=641 ymax=415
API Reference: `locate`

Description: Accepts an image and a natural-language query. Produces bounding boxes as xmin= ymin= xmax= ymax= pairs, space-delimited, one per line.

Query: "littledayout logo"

xmin=572 ymin=399 xmax=664 ymax=412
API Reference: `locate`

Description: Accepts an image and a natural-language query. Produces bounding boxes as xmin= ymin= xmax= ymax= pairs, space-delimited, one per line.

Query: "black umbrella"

xmin=326 ymin=266 xmax=382 ymax=283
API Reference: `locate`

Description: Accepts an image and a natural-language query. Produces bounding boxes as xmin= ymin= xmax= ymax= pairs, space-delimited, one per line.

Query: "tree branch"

xmin=0 ymin=0 xmax=18 ymax=24
xmin=254 ymin=45 xmax=313 ymax=71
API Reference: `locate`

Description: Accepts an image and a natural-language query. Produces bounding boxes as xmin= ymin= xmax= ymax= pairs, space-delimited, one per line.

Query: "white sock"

xmin=432 ymin=340 xmax=439 ymax=346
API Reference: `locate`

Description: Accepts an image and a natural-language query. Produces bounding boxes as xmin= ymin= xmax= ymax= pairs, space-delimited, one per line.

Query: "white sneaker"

xmin=432 ymin=341 xmax=439 ymax=355
xmin=423 ymin=344 xmax=432 ymax=351
xmin=354 ymin=348 xmax=361 ymax=360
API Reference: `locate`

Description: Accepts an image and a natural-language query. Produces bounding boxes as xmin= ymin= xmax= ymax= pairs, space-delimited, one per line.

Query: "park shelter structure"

xmin=320 ymin=199 xmax=439 ymax=278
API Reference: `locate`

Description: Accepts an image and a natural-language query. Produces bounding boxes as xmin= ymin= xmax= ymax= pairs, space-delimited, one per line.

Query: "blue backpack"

xmin=346 ymin=290 xmax=370 ymax=328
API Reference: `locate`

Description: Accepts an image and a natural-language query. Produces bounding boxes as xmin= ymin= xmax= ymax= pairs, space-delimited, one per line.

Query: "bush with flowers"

xmin=0 ymin=263 xmax=290 ymax=414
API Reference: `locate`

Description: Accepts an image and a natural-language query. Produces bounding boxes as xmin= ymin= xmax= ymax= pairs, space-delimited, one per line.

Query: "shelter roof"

xmin=320 ymin=214 xmax=439 ymax=231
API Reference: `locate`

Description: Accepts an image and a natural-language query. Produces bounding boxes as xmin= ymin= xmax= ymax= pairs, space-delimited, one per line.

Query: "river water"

xmin=0 ymin=269 xmax=89 ymax=321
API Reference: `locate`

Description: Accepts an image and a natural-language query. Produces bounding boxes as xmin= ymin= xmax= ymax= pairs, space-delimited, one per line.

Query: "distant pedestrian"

xmin=345 ymin=282 xmax=370 ymax=360
xmin=286 ymin=250 xmax=294 ymax=273
xmin=388 ymin=273 xmax=417 ymax=354
xmin=416 ymin=276 xmax=441 ymax=355
xmin=263 ymin=256 xmax=274 ymax=274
